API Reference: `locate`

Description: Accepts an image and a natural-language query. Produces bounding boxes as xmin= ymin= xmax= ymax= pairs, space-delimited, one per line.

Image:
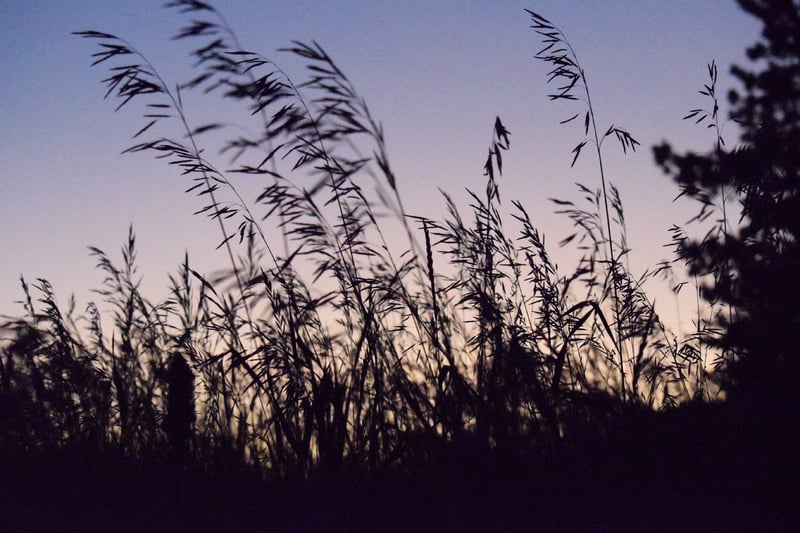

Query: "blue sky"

xmin=0 ymin=1 xmax=761 ymax=334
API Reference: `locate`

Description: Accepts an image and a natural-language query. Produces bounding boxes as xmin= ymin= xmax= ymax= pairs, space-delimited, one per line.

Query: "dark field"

xmin=3 ymin=1 xmax=800 ymax=530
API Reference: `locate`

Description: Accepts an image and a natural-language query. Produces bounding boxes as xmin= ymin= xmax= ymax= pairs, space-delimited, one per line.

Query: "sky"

xmin=0 ymin=1 xmax=762 ymax=336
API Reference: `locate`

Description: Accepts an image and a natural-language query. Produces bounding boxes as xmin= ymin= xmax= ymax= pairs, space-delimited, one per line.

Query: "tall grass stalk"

xmin=527 ymin=10 xmax=645 ymax=402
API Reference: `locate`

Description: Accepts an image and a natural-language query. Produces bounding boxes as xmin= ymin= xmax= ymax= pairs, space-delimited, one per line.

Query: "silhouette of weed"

xmin=3 ymin=1 xmax=798 ymax=530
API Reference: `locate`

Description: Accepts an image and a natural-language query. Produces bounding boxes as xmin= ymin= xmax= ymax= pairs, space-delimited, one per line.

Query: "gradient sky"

xmin=1 ymin=1 xmax=762 ymax=335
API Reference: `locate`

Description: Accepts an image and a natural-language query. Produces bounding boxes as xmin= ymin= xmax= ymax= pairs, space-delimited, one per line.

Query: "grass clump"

xmin=3 ymin=1 xmax=799 ymax=530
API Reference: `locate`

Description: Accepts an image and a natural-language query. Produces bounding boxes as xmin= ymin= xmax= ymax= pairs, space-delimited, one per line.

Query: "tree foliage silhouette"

xmin=654 ymin=0 xmax=800 ymax=406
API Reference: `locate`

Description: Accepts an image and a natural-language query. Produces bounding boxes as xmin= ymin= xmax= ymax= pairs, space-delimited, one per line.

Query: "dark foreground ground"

xmin=2 ymin=399 xmax=799 ymax=532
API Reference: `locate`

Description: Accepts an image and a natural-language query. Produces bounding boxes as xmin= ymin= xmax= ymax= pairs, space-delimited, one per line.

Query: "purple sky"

xmin=1 ymin=1 xmax=761 ymax=335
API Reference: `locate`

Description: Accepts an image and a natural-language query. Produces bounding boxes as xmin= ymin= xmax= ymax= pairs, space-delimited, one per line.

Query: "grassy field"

xmin=3 ymin=1 xmax=799 ymax=530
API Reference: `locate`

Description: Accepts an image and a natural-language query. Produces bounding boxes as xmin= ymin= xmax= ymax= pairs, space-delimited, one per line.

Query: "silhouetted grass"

xmin=2 ymin=2 xmax=798 ymax=530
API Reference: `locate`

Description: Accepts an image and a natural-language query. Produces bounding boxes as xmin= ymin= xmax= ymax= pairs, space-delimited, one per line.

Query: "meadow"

xmin=2 ymin=1 xmax=799 ymax=530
